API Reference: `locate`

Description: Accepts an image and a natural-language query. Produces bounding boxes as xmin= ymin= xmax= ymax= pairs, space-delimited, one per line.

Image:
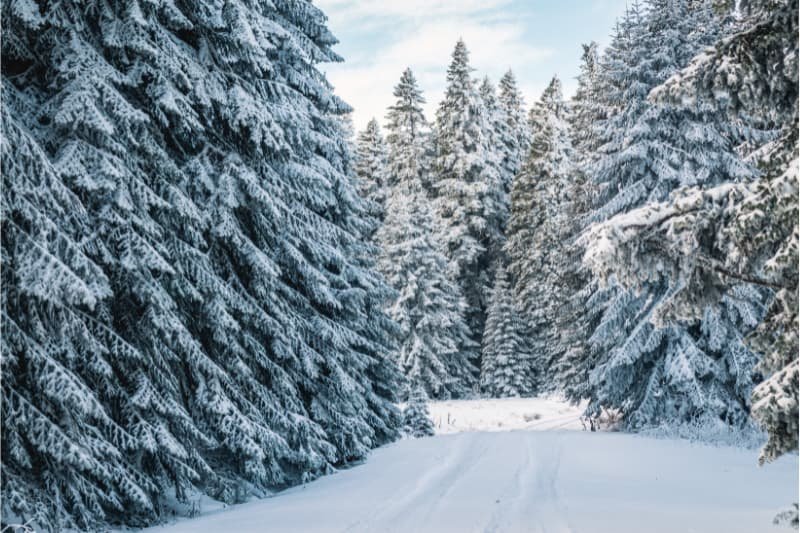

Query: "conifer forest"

xmin=1 ymin=0 xmax=797 ymax=531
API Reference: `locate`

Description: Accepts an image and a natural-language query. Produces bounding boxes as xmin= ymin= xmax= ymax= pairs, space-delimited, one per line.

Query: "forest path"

xmin=146 ymin=399 xmax=797 ymax=533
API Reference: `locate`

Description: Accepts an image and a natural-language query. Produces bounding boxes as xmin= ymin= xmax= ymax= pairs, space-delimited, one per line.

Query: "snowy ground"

xmin=145 ymin=398 xmax=798 ymax=533
xmin=428 ymin=397 xmax=586 ymax=433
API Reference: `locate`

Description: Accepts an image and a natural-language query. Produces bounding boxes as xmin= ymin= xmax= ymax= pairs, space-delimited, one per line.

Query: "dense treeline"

xmin=358 ymin=0 xmax=797 ymax=475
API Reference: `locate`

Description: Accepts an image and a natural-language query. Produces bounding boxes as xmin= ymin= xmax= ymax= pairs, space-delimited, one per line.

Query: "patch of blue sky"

xmin=316 ymin=0 xmax=629 ymax=130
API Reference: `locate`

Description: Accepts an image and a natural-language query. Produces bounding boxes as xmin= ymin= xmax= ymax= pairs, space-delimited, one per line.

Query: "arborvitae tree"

xmin=403 ymin=385 xmax=436 ymax=437
xmin=498 ymin=70 xmax=532 ymax=188
xmin=1 ymin=1 xmax=401 ymax=529
xmin=584 ymin=0 xmax=797 ymax=461
xmin=505 ymin=77 xmax=578 ymax=392
xmin=376 ymin=69 xmax=477 ymax=399
xmin=376 ymin=185 xmax=477 ymax=399
xmin=481 ymin=264 xmax=531 ymax=397
xmin=433 ymin=40 xmax=504 ymax=346
xmin=355 ymin=118 xmax=389 ymax=234
xmin=578 ymin=0 xmax=765 ymax=432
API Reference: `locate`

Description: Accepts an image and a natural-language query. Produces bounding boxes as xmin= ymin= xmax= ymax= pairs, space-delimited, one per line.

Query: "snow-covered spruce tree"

xmin=376 ymin=185 xmax=477 ymax=399
xmin=481 ymin=264 xmax=531 ymax=397
xmin=584 ymin=0 xmax=798 ymax=460
xmin=557 ymin=9 xmax=653 ymax=408
xmin=433 ymin=40 xmax=505 ymax=346
xmin=569 ymin=41 xmax=604 ymax=161
xmin=376 ymin=68 xmax=477 ymax=399
xmin=403 ymin=385 xmax=436 ymax=437
xmin=1 ymin=1 xmax=401 ymax=529
xmin=505 ymin=76 xmax=578 ymax=392
xmin=330 ymin=113 xmax=406 ymax=455
xmin=479 ymin=76 xmax=512 ymax=233
xmin=578 ymin=0 xmax=766 ymax=432
xmin=498 ymin=70 xmax=532 ymax=189
xmin=355 ymin=118 xmax=389 ymax=233
xmin=549 ymin=42 xmax=608 ymax=401
xmin=386 ymin=68 xmax=431 ymax=194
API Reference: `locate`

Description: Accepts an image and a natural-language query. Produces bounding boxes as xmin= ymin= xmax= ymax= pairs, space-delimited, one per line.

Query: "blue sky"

xmin=316 ymin=0 xmax=630 ymax=131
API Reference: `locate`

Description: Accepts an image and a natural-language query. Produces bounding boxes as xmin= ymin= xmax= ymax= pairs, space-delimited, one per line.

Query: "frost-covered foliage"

xmin=478 ymin=76 xmax=512 ymax=249
xmin=575 ymin=0 xmax=767 ymax=433
xmin=481 ymin=264 xmax=531 ymax=398
xmin=568 ymin=41 xmax=605 ymax=161
xmin=386 ymin=68 xmax=431 ymax=193
xmin=432 ymin=40 xmax=505 ymax=344
xmin=376 ymin=69 xmax=476 ymax=399
xmin=1 ymin=1 xmax=402 ymax=529
xmin=774 ymin=504 xmax=799 ymax=529
xmin=549 ymin=43 xmax=607 ymax=402
xmin=497 ymin=70 xmax=532 ymax=188
xmin=376 ymin=185 xmax=477 ymax=399
xmin=584 ymin=0 xmax=798 ymax=462
xmin=505 ymin=77 xmax=578 ymax=392
xmin=355 ymin=119 xmax=389 ymax=232
xmin=403 ymin=386 xmax=436 ymax=437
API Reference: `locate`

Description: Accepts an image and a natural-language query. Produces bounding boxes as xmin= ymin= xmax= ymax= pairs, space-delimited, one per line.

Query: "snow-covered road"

xmin=147 ymin=427 xmax=797 ymax=533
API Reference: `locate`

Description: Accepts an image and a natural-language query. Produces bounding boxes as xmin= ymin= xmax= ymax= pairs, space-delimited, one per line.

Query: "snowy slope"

xmin=145 ymin=400 xmax=798 ymax=533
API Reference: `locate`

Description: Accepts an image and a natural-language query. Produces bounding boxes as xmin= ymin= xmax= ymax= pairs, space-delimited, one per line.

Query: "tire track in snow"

xmin=342 ymin=434 xmax=485 ymax=533
xmin=410 ymin=433 xmax=494 ymax=531
xmin=480 ymin=433 xmax=534 ymax=533
xmin=480 ymin=433 xmax=574 ymax=533
xmin=529 ymin=433 xmax=573 ymax=533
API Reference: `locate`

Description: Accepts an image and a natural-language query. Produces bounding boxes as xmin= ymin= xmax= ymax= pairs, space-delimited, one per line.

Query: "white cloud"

xmin=319 ymin=5 xmax=553 ymax=131
xmin=318 ymin=0 xmax=514 ymax=23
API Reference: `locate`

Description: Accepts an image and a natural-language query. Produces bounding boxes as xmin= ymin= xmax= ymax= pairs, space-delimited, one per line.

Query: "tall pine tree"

xmin=354 ymin=118 xmax=389 ymax=237
xmin=386 ymin=68 xmax=431 ymax=194
xmin=549 ymin=41 xmax=608 ymax=401
xmin=1 ymin=1 xmax=401 ymax=529
xmin=479 ymin=76 xmax=512 ymax=241
xmin=376 ymin=69 xmax=477 ymax=399
xmin=376 ymin=187 xmax=477 ymax=399
xmin=498 ymin=70 xmax=532 ymax=189
xmin=505 ymin=77 xmax=578 ymax=392
xmin=578 ymin=0 xmax=765 ymax=432
xmin=481 ymin=264 xmax=531 ymax=397
xmin=433 ymin=40 xmax=504 ymax=349
xmin=582 ymin=0 xmax=797 ymax=461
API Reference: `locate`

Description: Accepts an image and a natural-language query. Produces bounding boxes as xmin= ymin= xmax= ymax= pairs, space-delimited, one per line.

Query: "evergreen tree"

xmin=479 ymin=76 xmax=512 ymax=236
xmin=497 ymin=70 xmax=532 ymax=187
xmin=569 ymin=41 xmax=604 ymax=160
xmin=578 ymin=0 xmax=765 ymax=432
xmin=505 ymin=76 xmax=578 ymax=391
xmin=481 ymin=264 xmax=531 ymax=397
xmin=376 ymin=186 xmax=477 ymax=399
xmin=1 ymin=1 xmax=401 ymax=529
xmin=547 ymin=42 xmax=608 ymax=401
xmin=557 ymin=8 xmax=649 ymax=409
xmin=354 ymin=118 xmax=389 ymax=235
xmin=583 ymin=0 xmax=797 ymax=460
xmin=377 ymin=69 xmax=477 ymax=399
xmin=403 ymin=385 xmax=436 ymax=437
xmin=386 ymin=68 xmax=430 ymax=193
xmin=433 ymin=40 xmax=504 ymax=346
